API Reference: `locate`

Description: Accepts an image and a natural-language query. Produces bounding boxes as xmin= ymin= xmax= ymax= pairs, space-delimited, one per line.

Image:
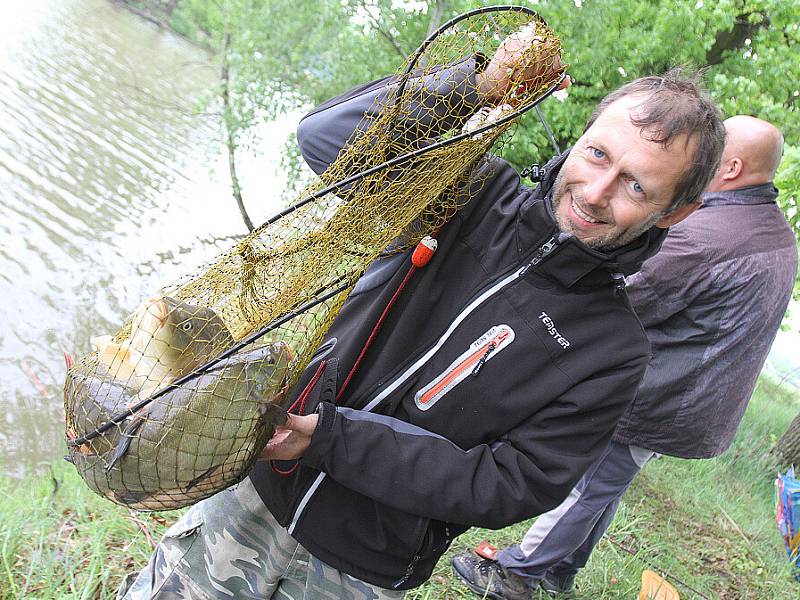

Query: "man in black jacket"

xmin=120 ymin=35 xmax=725 ymax=600
xmin=451 ymin=115 xmax=796 ymax=599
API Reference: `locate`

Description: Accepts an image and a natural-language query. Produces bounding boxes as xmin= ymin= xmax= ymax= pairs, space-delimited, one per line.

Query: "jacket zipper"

xmin=471 ymin=340 xmax=498 ymax=376
xmin=416 ymin=329 xmax=510 ymax=408
xmin=393 ymin=551 xmax=422 ymax=589
xmin=363 ymin=233 xmax=562 ymax=414
xmin=287 ymin=233 xmax=564 ymax=537
xmin=519 ymin=234 xmax=559 ymax=277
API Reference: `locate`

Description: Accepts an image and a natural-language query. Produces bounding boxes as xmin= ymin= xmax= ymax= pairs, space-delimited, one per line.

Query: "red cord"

xmin=336 ymin=264 xmax=417 ymax=402
xmin=272 ymin=227 xmax=443 ymax=475
xmin=270 ymin=360 xmax=327 ymax=476
xmin=337 ymin=226 xmax=444 ymax=402
xmin=270 ymin=461 xmax=300 ymax=476
xmin=287 ymin=359 xmax=327 ymax=415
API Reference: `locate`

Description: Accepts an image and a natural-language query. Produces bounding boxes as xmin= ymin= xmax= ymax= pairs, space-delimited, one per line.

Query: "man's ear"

xmin=655 ymin=200 xmax=701 ymax=228
xmin=722 ymin=157 xmax=743 ymax=181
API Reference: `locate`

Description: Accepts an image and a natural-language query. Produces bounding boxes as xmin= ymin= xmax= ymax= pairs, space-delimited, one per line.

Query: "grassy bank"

xmin=3 ymin=376 xmax=799 ymax=598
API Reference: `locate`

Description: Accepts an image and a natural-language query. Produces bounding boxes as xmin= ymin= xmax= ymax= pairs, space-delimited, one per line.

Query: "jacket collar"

xmin=700 ymin=183 xmax=778 ymax=208
xmin=518 ymin=149 xmax=669 ymax=287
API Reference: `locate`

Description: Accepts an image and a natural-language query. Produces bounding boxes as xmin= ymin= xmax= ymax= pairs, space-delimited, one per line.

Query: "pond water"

xmin=0 ymin=0 xmax=297 ymax=477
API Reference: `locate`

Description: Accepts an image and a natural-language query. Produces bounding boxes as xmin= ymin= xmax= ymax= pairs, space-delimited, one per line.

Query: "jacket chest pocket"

xmin=414 ymin=324 xmax=515 ymax=411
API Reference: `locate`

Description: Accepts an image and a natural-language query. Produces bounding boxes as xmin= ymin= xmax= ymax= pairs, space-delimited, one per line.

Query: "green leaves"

xmin=775 ymin=144 xmax=800 ymax=298
xmin=168 ymin=0 xmax=800 ymax=247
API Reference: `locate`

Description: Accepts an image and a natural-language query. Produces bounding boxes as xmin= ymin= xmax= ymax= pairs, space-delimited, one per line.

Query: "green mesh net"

xmin=64 ymin=6 xmax=566 ymax=511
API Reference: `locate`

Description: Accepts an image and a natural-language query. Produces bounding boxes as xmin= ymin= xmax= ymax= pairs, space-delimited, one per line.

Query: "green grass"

xmin=412 ymin=376 xmax=800 ymax=599
xmin=0 ymin=465 xmax=176 ymax=599
xmin=2 ymin=376 xmax=799 ymax=598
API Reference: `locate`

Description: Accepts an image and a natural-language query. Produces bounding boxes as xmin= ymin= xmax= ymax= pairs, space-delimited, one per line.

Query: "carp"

xmin=92 ymin=296 xmax=235 ymax=397
xmin=65 ymin=297 xmax=293 ymax=510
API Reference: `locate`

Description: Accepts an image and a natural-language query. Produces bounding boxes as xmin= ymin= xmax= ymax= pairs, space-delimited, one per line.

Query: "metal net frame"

xmin=64 ymin=5 xmax=566 ymax=511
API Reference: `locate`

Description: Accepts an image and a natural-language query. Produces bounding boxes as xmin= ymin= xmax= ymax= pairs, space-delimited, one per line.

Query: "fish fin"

xmin=63 ymin=454 xmax=74 ymax=464
xmin=105 ymin=414 xmax=146 ymax=473
xmin=99 ymin=342 xmax=144 ymax=387
xmin=63 ymin=351 xmax=74 ymax=369
xmin=185 ymin=464 xmax=221 ymax=492
xmin=99 ymin=341 xmax=128 ymax=368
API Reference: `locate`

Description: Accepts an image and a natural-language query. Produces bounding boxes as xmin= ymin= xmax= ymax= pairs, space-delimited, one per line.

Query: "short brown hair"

xmin=586 ymin=68 xmax=725 ymax=211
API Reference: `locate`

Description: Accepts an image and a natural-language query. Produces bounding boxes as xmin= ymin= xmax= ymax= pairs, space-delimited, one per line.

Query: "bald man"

xmin=708 ymin=115 xmax=785 ymax=191
xmin=453 ymin=116 xmax=798 ymax=599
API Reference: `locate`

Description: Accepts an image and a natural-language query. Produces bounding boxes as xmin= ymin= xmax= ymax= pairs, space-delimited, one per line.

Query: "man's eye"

xmin=629 ymin=180 xmax=644 ymax=194
xmin=590 ymin=147 xmax=605 ymax=159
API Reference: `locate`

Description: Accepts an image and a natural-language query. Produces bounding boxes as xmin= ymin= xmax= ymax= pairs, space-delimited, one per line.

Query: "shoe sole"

xmin=451 ymin=560 xmax=504 ymax=600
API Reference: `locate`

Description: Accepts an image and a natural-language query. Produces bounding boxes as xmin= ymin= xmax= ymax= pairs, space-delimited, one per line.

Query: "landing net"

xmin=64 ymin=6 xmax=566 ymax=511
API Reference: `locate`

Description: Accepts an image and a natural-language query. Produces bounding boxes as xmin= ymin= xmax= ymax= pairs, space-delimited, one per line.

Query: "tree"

xmin=171 ymin=0 xmax=442 ymax=227
xmin=130 ymin=0 xmax=800 ymax=264
xmin=496 ymin=0 xmax=800 ymax=169
xmin=164 ymin=0 xmax=799 ymax=237
xmin=773 ymin=404 xmax=800 ymax=466
xmin=775 ymin=144 xmax=800 ymax=298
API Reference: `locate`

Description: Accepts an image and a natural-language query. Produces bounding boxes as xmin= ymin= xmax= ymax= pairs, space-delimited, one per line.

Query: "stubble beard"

xmin=550 ymin=170 xmax=664 ymax=251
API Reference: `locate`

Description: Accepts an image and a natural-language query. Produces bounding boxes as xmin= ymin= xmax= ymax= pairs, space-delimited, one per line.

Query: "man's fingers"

xmin=270 ymin=428 xmax=292 ymax=442
xmin=288 ymin=413 xmax=319 ymax=436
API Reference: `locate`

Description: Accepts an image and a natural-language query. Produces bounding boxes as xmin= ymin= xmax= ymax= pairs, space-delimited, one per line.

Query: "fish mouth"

xmin=136 ymin=296 xmax=170 ymax=331
xmin=147 ymin=298 xmax=170 ymax=325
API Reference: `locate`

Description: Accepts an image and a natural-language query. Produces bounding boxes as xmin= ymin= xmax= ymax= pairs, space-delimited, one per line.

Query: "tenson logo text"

xmin=538 ymin=312 xmax=570 ymax=349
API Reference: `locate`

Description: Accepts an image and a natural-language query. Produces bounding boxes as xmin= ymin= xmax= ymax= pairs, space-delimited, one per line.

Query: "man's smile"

xmin=569 ymin=194 xmax=607 ymax=226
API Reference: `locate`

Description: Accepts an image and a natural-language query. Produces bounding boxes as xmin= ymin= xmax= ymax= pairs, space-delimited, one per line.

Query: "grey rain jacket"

xmin=249 ymin=59 xmax=666 ymax=589
xmin=613 ymin=183 xmax=798 ymax=457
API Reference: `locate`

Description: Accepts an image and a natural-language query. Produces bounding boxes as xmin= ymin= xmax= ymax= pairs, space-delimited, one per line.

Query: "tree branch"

xmin=705 ymin=11 xmax=768 ymax=67
xmin=425 ymin=0 xmax=448 ymax=38
xmin=221 ymin=29 xmax=254 ymax=232
xmin=358 ymin=1 xmax=409 ymax=60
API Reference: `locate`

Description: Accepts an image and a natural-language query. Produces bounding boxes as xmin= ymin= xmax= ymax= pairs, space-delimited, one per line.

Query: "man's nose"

xmin=583 ymin=170 xmax=616 ymax=207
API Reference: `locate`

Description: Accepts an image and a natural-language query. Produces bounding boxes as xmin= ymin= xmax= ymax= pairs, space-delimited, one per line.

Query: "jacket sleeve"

xmin=295 ymin=57 xmax=486 ymax=177
xmin=625 ymin=223 xmax=710 ymax=328
xmin=300 ymin=356 xmax=646 ymax=529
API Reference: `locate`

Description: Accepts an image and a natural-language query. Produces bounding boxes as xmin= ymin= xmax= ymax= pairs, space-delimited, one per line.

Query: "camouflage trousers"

xmin=118 ymin=476 xmax=405 ymax=600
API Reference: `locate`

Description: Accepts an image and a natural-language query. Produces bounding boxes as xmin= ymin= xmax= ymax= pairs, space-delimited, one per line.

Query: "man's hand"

xmin=260 ymin=412 xmax=319 ymax=461
xmin=476 ymin=25 xmax=569 ymax=106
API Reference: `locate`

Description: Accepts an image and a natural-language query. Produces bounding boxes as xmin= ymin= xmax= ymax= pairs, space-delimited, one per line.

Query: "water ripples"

xmin=0 ymin=0 xmax=293 ymax=477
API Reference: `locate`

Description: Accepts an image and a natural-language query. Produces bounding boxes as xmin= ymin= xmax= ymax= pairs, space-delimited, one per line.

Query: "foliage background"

xmin=131 ymin=0 xmax=800 ymax=290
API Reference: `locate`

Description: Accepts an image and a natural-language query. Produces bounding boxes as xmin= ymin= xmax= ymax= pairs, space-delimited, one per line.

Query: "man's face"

xmin=552 ymin=95 xmax=697 ymax=250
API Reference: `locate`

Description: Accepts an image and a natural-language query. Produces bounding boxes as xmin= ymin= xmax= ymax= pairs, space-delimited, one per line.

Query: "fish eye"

xmin=182 ymin=322 xmax=193 ymax=331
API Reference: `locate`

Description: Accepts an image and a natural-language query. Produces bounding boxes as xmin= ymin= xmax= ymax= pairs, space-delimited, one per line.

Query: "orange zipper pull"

xmin=412 ymin=236 xmax=438 ymax=268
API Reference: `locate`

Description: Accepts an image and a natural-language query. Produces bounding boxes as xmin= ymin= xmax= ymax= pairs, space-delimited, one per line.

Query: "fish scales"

xmin=65 ymin=298 xmax=292 ymax=511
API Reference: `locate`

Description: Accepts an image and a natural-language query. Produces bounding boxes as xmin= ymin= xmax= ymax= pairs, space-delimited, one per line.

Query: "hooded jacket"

xmin=249 ymin=59 xmax=666 ymax=589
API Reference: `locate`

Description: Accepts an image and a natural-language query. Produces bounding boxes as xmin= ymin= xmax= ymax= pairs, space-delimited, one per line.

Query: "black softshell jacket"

xmin=249 ymin=59 xmax=664 ymax=589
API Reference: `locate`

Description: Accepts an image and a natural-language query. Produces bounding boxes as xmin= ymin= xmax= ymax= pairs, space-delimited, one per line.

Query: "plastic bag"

xmin=775 ymin=467 xmax=800 ymax=581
